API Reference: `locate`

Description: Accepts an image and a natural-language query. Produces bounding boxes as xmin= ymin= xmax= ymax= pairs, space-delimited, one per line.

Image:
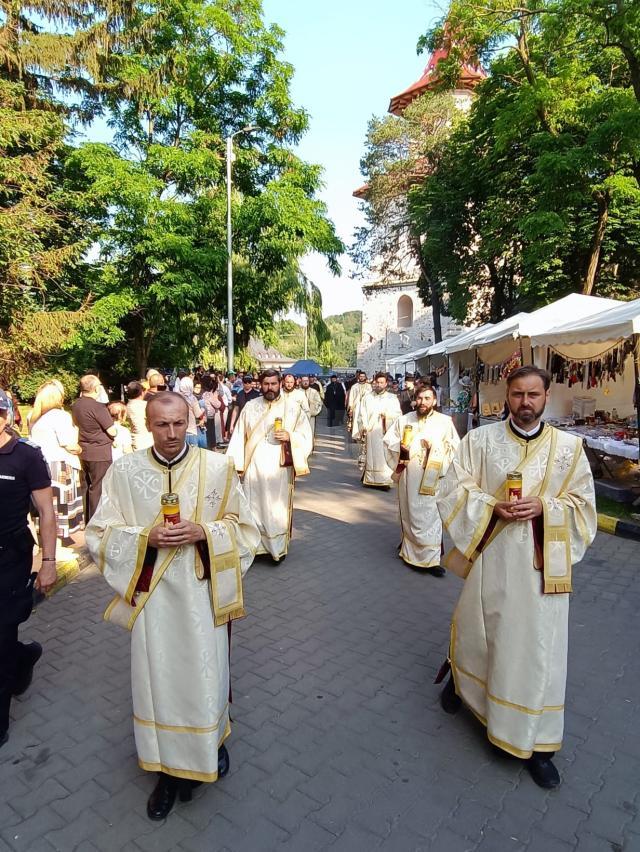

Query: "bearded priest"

xmin=227 ymin=370 xmax=312 ymax=563
xmin=436 ymin=366 xmax=597 ymax=789
xmin=86 ymin=393 xmax=260 ymax=821
xmin=355 ymin=372 xmax=401 ymax=488
xmin=383 ymin=386 xmax=459 ymax=575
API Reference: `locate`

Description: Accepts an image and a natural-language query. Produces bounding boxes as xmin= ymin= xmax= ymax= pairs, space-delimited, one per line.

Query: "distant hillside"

xmin=272 ymin=310 xmax=361 ymax=368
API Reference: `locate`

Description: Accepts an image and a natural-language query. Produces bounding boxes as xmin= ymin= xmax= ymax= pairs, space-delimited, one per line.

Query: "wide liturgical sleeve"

xmin=437 ymin=431 xmax=499 ymax=572
xmin=85 ymin=463 xmax=160 ymax=606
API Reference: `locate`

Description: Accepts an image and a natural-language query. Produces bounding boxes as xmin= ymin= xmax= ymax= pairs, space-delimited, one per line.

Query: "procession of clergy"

xmin=86 ymin=363 xmax=597 ymax=821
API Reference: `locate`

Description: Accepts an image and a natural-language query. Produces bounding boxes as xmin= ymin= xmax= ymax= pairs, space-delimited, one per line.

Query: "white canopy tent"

xmin=530 ymin=297 xmax=640 ymax=349
xmin=465 ymin=295 xmax=628 ymax=420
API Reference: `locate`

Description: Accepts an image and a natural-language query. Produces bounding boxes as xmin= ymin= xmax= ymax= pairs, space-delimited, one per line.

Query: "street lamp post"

xmin=225 ymin=125 xmax=258 ymax=374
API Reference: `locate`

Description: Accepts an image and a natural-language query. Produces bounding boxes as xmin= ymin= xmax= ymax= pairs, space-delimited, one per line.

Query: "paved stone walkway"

xmin=2 ymin=423 xmax=640 ymax=852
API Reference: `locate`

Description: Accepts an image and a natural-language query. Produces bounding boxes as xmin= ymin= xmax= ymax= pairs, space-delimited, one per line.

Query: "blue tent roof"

xmin=288 ymin=359 xmax=323 ymax=376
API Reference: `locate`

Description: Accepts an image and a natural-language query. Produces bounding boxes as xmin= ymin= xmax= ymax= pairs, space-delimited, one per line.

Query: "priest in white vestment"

xmin=86 ymin=393 xmax=260 ymax=820
xmin=227 ymin=370 xmax=312 ymax=563
xmin=436 ymin=366 xmax=596 ymax=789
xmin=348 ymin=372 xmax=371 ymax=439
xmin=355 ymin=372 xmax=401 ymax=488
xmin=300 ymin=375 xmax=323 ymax=446
xmin=282 ymin=372 xmax=310 ymax=413
xmin=383 ymin=386 xmax=459 ymax=574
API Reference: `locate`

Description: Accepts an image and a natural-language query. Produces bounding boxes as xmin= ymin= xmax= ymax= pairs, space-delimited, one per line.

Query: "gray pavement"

xmin=2 ymin=422 xmax=640 ymax=852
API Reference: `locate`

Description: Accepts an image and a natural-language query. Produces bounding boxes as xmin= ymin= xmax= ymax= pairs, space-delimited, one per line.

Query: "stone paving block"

xmin=133 ymin=812 xmax=200 ymax=852
xmin=328 ymin=824 xmax=382 ymax=852
xmin=579 ymin=802 xmax=631 ymax=845
xmin=238 ymin=815 xmax=291 ymax=851
xmin=92 ymin=811 xmax=154 ymax=852
xmin=9 ymin=777 xmax=70 ymax=820
xmin=537 ymin=802 xmax=586 ymax=844
xmin=256 ymin=760 xmax=310 ymax=804
xmin=44 ymin=809 xmax=112 ymax=850
xmin=376 ymin=825 xmax=433 ymax=852
xmin=473 ymin=827 xmax=527 ymax=851
xmin=2 ymin=805 xmax=66 ymax=851
xmin=525 ymin=830 xmax=575 ymax=851
xmin=4 ymin=424 xmax=640 ymax=852
xmin=278 ymin=819 xmax=338 ymax=851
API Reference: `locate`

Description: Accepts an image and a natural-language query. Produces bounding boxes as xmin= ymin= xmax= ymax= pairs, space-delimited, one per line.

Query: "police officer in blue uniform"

xmin=0 ymin=389 xmax=57 ymax=748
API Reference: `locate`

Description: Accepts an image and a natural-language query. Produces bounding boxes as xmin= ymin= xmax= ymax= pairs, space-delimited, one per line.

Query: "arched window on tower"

xmin=397 ymin=295 xmax=413 ymax=329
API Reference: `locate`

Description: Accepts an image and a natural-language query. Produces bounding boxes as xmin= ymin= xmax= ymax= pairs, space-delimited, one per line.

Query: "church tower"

xmin=355 ymin=39 xmax=485 ymax=375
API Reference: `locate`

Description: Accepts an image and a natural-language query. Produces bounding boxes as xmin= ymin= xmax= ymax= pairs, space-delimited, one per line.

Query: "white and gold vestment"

xmin=302 ymin=386 xmax=323 ymax=444
xmin=348 ymin=382 xmax=371 ymax=439
xmin=438 ymin=421 xmax=596 ymax=758
xmin=384 ymin=410 xmax=459 ymax=568
xmin=356 ymin=390 xmax=401 ymax=487
xmin=226 ymin=394 xmax=312 ymax=561
xmin=86 ymin=446 xmax=259 ymax=781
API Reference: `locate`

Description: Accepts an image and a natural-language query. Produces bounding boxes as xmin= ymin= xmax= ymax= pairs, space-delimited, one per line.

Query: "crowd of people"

xmin=1 ymin=360 xmax=598 ymax=822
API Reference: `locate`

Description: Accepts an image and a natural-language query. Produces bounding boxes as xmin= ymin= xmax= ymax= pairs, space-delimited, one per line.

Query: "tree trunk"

xmin=131 ymin=313 xmax=154 ymax=378
xmin=411 ymin=237 xmax=442 ymax=343
xmin=583 ymin=190 xmax=610 ymax=295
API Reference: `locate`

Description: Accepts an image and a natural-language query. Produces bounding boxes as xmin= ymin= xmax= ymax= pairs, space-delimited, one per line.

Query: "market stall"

xmin=470 ymin=294 xmax=622 ymax=423
xmin=530 ymin=297 xmax=640 ymax=467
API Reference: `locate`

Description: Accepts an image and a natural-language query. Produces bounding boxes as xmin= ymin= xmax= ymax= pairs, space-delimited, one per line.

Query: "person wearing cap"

xmin=0 ymin=389 xmax=57 ymax=749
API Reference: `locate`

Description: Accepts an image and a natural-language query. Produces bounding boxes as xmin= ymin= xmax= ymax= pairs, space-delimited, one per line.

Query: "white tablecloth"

xmin=565 ymin=430 xmax=639 ymax=461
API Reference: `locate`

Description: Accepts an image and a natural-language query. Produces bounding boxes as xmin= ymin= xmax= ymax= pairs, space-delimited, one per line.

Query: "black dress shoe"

xmin=12 ymin=642 xmax=43 ymax=696
xmin=218 ymin=743 xmax=230 ymax=778
xmin=440 ymin=675 xmax=462 ymax=714
xmin=425 ymin=566 xmax=446 ymax=578
xmin=147 ymin=773 xmax=178 ymax=820
xmin=526 ymin=752 xmax=560 ymax=789
xmin=0 ymin=730 xmax=8 ymax=749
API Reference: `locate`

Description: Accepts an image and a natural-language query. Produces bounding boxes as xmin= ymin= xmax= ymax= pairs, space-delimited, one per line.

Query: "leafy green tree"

xmin=352 ymin=92 xmax=463 ymax=342
xmin=409 ymin=1 xmax=640 ymax=323
xmin=65 ymin=0 xmax=342 ymax=376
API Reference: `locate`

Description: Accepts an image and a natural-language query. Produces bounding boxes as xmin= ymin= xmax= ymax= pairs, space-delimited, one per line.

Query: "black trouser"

xmin=206 ymin=418 xmax=217 ymax=450
xmin=327 ymin=408 xmax=344 ymax=427
xmin=1 ymin=541 xmax=34 ymax=734
xmin=81 ymin=459 xmax=112 ymax=521
xmin=0 ymin=624 xmax=37 ymax=734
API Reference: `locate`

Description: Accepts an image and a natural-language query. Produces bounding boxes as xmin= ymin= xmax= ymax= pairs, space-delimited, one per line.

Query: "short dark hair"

xmin=242 ymin=375 xmax=253 ymax=384
xmin=373 ymin=372 xmax=388 ymax=382
xmin=415 ymin=385 xmax=436 ymax=399
xmin=506 ymin=365 xmax=551 ymax=391
xmin=259 ymin=369 xmax=281 ymax=382
xmin=126 ymin=381 xmax=144 ymax=399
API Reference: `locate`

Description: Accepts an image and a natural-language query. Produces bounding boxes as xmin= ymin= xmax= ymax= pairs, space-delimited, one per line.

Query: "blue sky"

xmin=262 ymin=0 xmax=440 ymax=315
xmin=82 ymin=0 xmax=441 ymax=317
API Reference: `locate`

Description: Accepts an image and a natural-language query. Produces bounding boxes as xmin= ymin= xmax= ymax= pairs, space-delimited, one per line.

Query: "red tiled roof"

xmin=388 ymin=47 xmax=486 ymax=116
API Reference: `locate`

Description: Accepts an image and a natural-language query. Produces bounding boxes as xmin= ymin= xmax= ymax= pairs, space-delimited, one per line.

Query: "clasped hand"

xmin=494 ymin=496 xmax=543 ymax=522
xmin=148 ymin=520 xmax=205 ymax=549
